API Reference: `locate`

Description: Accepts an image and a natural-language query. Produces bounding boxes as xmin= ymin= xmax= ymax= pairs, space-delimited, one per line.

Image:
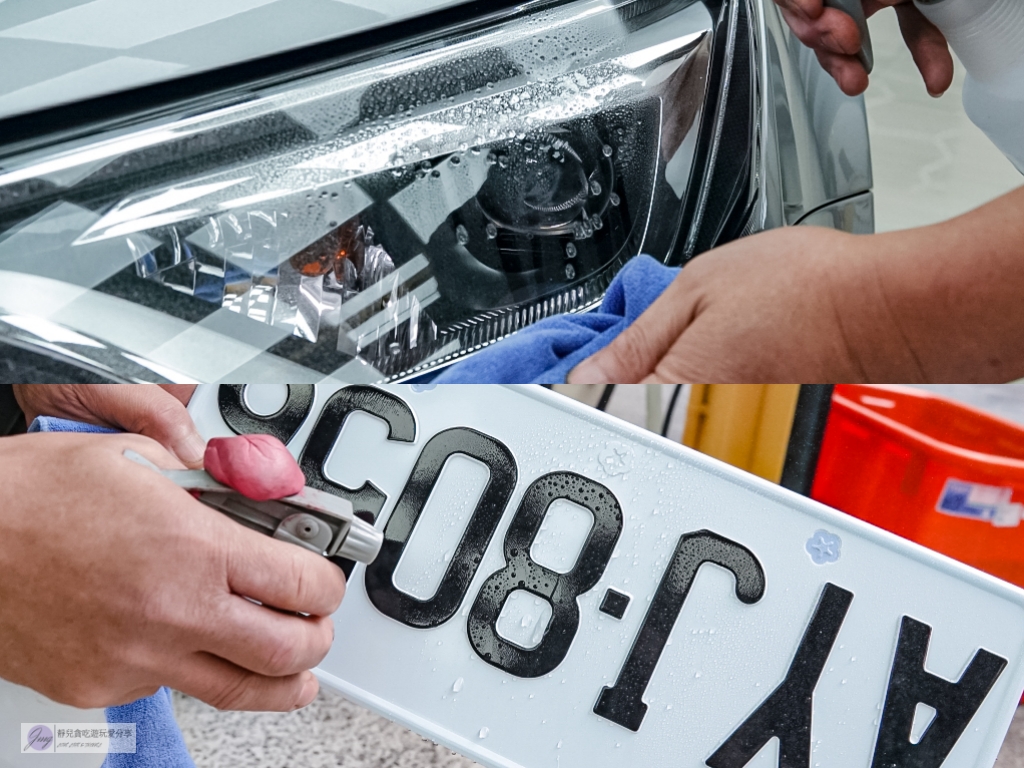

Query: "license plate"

xmin=189 ymin=384 xmax=1024 ymax=768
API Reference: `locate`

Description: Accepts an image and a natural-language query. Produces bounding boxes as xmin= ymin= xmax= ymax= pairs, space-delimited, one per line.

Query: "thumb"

xmin=568 ymin=274 xmax=700 ymax=384
xmin=159 ymin=385 xmax=198 ymax=406
xmin=84 ymin=385 xmax=207 ymax=468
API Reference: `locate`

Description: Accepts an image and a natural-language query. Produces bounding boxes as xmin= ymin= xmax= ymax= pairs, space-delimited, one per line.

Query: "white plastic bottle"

xmin=914 ymin=0 xmax=1024 ymax=174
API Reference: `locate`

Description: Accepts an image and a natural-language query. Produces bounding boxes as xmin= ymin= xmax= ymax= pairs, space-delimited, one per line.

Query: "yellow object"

xmin=682 ymin=385 xmax=801 ymax=483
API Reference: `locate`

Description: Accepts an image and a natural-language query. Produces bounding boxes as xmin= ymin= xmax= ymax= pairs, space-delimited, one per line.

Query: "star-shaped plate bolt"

xmin=806 ymin=529 xmax=842 ymax=565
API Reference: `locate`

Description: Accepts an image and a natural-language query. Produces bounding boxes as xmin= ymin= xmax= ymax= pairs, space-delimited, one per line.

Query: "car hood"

xmin=0 ymin=0 xmax=473 ymax=121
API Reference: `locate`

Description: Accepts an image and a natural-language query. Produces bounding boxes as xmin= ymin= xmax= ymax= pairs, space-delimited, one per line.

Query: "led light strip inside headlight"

xmin=0 ymin=0 xmax=747 ymax=383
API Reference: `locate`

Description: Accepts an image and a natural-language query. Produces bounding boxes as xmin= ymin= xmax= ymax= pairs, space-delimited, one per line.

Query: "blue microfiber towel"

xmin=28 ymin=417 xmax=120 ymax=435
xmin=103 ymin=688 xmax=193 ymax=768
xmin=29 ymin=417 xmax=196 ymax=768
xmin=432 ymin=255 xmax=679 ymax=384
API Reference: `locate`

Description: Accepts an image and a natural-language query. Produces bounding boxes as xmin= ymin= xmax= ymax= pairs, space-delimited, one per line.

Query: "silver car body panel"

xmin=796 ymin=192 xmax=874 ymax=234
xmin=754 ymin=0 xmax=873 ymax=227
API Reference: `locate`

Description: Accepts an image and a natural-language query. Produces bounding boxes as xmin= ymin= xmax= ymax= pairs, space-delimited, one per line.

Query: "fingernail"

xmin=178 ymin=431 xmax=207 ymax=468
xmin=567 ymin=358 xmax=610 ymax=385
xmin=296 ymin=676 xmax=318 ymax=710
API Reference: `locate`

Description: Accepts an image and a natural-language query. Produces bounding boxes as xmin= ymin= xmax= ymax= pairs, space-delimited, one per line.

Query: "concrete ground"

xmin=168 ymin=691 xmax=1024 ymax=768
xmin=4 ymin=670 xmax=1024 ymax=768
xmin=173 ymin=684 xmax=1024 ymax=768
xmin=864 ymin=7 xmax=1021 ymax=232
xmin=1000 ymin=711 xmax=1024 ymax=768
xmin=173 ymin=690 xmax=474 ymax=768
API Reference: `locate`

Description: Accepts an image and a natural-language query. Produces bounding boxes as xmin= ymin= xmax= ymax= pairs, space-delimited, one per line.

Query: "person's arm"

xmin=0 ymin=431 xmax=345 ymax=711
xmin=569 ymin=186 xmax=1024 ymax=383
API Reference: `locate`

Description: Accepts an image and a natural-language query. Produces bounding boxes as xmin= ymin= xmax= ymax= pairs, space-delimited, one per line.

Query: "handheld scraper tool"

xmin=124 ymin=449 xmax=383 ymax=566
xmin=824 ymin=0 xmax=874 ymax=74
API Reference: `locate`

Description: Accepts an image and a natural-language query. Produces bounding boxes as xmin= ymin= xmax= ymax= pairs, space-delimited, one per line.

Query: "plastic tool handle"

xmin=123 ymin=449 xmax=383 ymax=565
xmin=823 ymin=0 xmax=874 ymax=74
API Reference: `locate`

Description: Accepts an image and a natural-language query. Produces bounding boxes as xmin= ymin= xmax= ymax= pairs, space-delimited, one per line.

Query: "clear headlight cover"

xmin=0 ymin=0 xmax=759 ymax=383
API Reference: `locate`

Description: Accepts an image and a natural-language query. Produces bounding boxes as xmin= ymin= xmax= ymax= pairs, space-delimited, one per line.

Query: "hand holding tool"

xmin=125 ymin=449 xmax=383 ymax=565
xmin=824 ymin=0 xmax=874 ymax=73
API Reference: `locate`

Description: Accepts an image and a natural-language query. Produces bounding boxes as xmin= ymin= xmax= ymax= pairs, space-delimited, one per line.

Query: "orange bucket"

xmin=811 ymin=384 xmax=1024 ymax=587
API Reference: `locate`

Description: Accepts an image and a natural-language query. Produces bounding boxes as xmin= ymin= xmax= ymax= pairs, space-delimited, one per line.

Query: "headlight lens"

xmin=0 ymin=0 xmax=758 ymax=383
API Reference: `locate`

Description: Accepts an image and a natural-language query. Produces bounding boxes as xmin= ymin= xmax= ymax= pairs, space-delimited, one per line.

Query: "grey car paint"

xmin=756 ymin=0 xmax=873 ymax=229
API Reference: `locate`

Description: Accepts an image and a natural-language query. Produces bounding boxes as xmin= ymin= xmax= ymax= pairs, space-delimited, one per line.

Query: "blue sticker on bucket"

xmin=937 ymin=478 xmax=1021 ymax=528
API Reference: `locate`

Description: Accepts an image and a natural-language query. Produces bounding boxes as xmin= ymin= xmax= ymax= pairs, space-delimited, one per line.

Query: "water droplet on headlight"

xmin=477 ymin=135 xmax=591 ymax=233
xmin=456 ymin=225 xmax=470 ymax=245
xmin=565 ymin=243 xmax=577 ymax=259
xmin=565 ymin=264 xmax=576 ymax=280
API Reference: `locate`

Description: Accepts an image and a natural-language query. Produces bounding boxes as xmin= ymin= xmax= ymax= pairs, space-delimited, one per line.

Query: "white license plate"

xmin=189 ymin=384 xmax=1024 ymax=768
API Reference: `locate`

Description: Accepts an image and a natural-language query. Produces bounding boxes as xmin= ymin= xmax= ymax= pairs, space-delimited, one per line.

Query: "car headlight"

xmin=0 ymin=0 xmax=760 ymax=383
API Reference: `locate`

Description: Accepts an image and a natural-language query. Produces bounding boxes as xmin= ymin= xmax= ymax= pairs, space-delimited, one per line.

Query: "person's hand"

xmin=568 ymin=226 xmax=924 ymax=383
xmin=0 ymin=432 xmax=346 ymax=711
xmin=776 ymin=0 xmax=953 ymax=97
xmin=570 ymin=187 xmax=1024 ymax=384
xmin=13 ymin=385 xmax=203 ymax=468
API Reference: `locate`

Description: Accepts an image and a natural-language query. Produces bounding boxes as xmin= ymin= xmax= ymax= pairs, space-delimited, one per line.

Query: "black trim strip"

xmin=0 ymin=384 xmax=25 ymax=434
xmin=780 ymin=385 xmax=835 ymax=496
xmin=792 ymin=190 xmax=874 ymax=228
xmin=666 ymin=0 xmax=756 ymax=264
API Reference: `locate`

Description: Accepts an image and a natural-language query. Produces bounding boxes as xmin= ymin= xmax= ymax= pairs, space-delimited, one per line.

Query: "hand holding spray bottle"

xmin=824 ymin=0 xmax=1024 ymax=173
